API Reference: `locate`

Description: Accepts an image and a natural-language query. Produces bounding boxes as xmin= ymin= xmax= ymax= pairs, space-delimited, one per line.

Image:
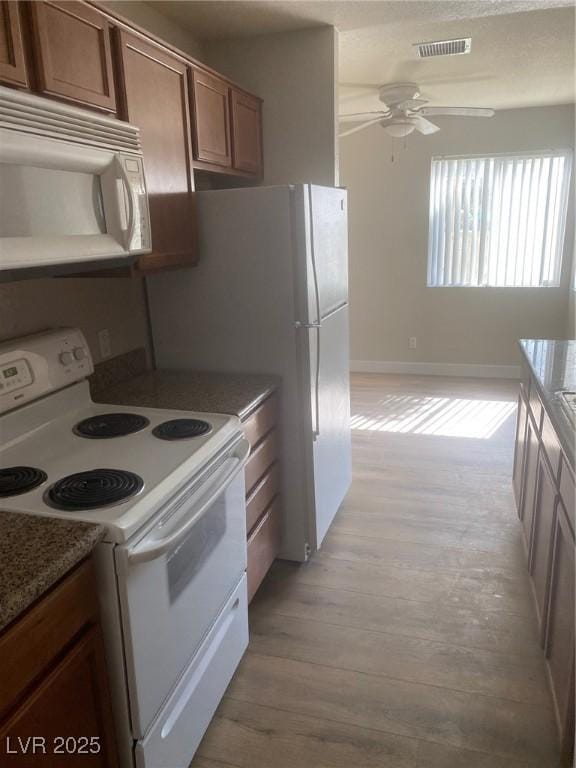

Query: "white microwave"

xmin=0 ymin=86 xmax=151 ymax=272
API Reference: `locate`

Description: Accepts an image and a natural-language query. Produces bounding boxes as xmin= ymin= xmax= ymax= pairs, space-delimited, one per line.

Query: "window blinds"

xmin=427 ymin=152 xmax=572 ymax=287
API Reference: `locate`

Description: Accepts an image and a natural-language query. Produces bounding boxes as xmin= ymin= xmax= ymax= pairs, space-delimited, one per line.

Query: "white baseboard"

xmin=350 ymin=359 xmax=521 ymax=379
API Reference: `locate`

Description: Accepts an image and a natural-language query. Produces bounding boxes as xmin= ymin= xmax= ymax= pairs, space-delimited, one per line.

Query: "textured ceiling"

xmin=148 ymin=1 xmax=576 ymax=109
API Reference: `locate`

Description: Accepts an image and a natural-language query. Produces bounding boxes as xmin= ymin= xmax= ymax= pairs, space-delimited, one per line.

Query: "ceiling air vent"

xmin=415 ymin=38 xmax=471 ymax=58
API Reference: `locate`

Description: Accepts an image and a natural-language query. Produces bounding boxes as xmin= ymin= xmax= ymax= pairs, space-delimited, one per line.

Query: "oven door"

xmin=114 ymin=436 xmax=249 ymax=737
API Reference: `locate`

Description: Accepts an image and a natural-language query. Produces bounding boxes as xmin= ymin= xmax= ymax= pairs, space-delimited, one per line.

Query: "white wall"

xmin=206 ymin=27 xmax=339 ymax=187
xmin=341 ymin=105 xmax=575 ymax=371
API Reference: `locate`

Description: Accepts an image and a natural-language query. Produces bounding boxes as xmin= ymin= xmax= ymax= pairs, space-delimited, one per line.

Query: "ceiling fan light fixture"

xmin=382 ymin=118 xmax=416 ymax=138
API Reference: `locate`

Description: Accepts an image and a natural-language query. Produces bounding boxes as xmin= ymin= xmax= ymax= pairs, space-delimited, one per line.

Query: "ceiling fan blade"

xmin=339 ymin=117 xmax=384 ymax=138
xmin=397 ymin=98 xmax=428 ymax=111
xmin=412 ymin=115 xmax=440 ymax=135
xmin=339 ymin=110 xmax=388 ymax=123
xmin=419 ymin=106 xmax=495 ymax=118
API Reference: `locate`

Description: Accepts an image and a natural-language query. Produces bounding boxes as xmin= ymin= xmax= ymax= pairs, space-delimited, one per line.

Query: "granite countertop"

xmin=92 ymin=369 xmax=280 ymax=421
xmin=0 ymin=512 xmax=104 ymax=633
xmin=519 ymin=339 xmax=575 ymax=471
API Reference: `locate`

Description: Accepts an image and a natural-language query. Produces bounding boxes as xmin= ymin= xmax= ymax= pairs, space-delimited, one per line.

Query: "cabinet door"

xmin=512 ymin=391 xmax=528 ymax=510
xmin=191 ymin=69 xmax=231 ymax=167
xmin=543 ymin=503 xmax=575 ymax=761
xmin=0 ymin=1 xmax=28 ymax=87
xmin=529 ymin=449 xmax=557 ymax=632
xmin=231 ymin=89 xmax=263 ymax=176
xmin=116 ymin=31 xmax=197 ymax=271
xmin=520 ymin=415 xmax=539 ymax=550
xmin=30 ymin=1 xmax=116 ymax=112
xmin=0 ymin=627 xmax=118 ymax=766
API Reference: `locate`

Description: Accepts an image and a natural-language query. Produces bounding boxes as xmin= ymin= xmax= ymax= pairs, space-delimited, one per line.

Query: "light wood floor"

xmin=191 ymin=374 xmax=559 ymax=768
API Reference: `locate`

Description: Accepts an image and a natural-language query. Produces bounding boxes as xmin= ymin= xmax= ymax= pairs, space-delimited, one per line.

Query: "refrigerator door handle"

xmin=294 ymin=302 xmax=348 ymax=328
xmin=295 ymin=321 xmax=321 ymax=329
xmin=308 ymin=190 xmax=322 ymax=326
xmin=294 ymin=322 xmax=321 ymax=438
xmin=313 ymin=326 xmax=320 ymax=439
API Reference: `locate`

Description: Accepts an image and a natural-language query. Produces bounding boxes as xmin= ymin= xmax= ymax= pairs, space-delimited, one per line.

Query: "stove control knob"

xmin=59 ymin=351 xmax=74 ymax=366
xmin=73 ymin=347 xmax=86 ymax=361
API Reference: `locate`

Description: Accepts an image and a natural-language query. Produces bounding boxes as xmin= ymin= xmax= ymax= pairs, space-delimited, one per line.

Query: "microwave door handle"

xmin=115 ymin=163 xmax=135 ymax=248
xmin=127 ymin=438 xmax=250 ymax=564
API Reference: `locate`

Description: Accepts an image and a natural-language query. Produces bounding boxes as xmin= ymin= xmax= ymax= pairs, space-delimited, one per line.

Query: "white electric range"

xmin=0 ymin=328 xmax=250 ymax=768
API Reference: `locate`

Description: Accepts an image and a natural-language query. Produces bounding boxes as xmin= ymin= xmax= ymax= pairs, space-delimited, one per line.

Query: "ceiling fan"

xmin=339 ymin=83 xmax=495 ymax=139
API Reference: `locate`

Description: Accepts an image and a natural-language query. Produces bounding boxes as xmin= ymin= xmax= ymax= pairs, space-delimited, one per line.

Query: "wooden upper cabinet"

xmin=230 ymin=88 xmax=263 ymax=176
xmin=115 ymin=31 xmax=197 ymax=271
xmin=0 ymin=1 xmax=28 ymax=87
xmin=190 ymin=68 xmax=232 ymax=167
xmin=29 ymin=1 xmax=116 ymax=112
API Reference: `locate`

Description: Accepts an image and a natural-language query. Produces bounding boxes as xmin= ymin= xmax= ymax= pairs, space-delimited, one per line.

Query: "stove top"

xmin=47 ymin=468 xmax=145 ymax=511
xmin=0 ymin=382 xmax=241 ymax=542
xmin=152 ymin=418 xmax=212 ymax=441
xmin=0 ymin=466 xmax=48 ymax=497
xmin=74 ymin=412 xmax=151 ymax=439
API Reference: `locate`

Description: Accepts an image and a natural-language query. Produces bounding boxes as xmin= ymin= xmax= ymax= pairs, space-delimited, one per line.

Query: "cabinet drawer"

xmin=245 ymin=429 xmax=278 ymax=495
xmin=559 ymin=456 xmax=575 ymax=536
xmin=243 ymin=394 xmax=277 ymax=450
xmin=0 ymin=559 xmax=98 ymax=718
xmin=247 ymin=499 xmax=281 ymax=602
xmin=246 ymin=462 xmax=280 ymax=535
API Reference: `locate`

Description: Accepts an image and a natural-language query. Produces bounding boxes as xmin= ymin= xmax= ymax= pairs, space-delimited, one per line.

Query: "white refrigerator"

xmin=147 ymin=184 xmax=352 ymax=562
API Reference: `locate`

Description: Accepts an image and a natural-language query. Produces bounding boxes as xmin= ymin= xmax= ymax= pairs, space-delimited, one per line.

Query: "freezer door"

xmin=298 ymin=185 xmax=349 ymax=323
xmin=306 ymin=304 xmax=352 ymax=548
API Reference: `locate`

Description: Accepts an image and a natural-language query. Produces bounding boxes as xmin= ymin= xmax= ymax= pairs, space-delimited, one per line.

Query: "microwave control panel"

xmin=121 ymin=154 xmax=152 ymax=255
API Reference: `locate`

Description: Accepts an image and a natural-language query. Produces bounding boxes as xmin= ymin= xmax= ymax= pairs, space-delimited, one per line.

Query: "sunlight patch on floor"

xmin=350 ymin=395 xmax=516 ymax=439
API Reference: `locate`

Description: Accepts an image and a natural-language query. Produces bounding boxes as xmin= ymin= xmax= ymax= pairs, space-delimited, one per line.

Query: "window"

xmin=427 ymin=151 xmax=572 ymax=287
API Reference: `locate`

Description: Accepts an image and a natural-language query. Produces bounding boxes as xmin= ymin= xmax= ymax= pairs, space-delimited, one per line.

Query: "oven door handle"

xmin=127 ymin=438 xmax=250 ymax=564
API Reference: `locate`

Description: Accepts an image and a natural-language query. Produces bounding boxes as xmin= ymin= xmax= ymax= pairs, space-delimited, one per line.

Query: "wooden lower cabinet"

xmin=242 ymin=392 xmax=281 ymax=601
xmin=247 ymin=498 xmax=281 ymax=603
xmin=512 ymin=392 xmax=528 ymax=506
xmin=0 ymin=559 xmax=118 ymax=766
xmin=0 ymin=628 xmax=117 ymax=766
xmin=520 ymin=413 xmax=539 ymax=548
xmin=544 ymin=504 xmax=575 ymax=761
xmin=528 ymin=449 xmax=557 ymax=632
xmin=514 ymin=376 xmax=575 ymax=764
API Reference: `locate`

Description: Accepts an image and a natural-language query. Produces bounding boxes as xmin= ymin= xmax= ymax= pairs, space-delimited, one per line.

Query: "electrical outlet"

xmin=97 ymin=329 xmax=112 ymax=359
xmin=409 ymin=337 xmax=417 ymax=349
